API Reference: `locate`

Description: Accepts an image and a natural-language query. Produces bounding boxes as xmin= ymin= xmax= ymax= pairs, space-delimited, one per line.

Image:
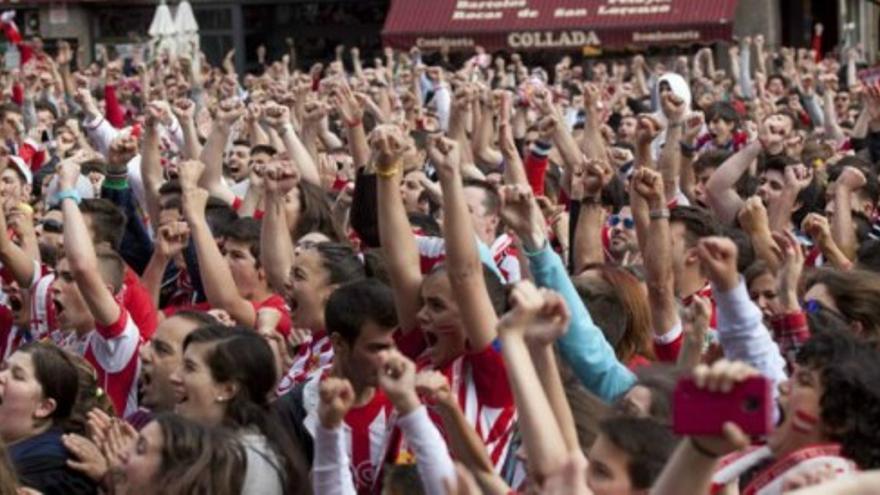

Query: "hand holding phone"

xmin=673 ymin=363 xmax=774 ymax=438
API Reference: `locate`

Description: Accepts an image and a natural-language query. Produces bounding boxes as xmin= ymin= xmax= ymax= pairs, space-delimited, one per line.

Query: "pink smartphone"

xmin=673 ymin=375 xmax=774 ymax=437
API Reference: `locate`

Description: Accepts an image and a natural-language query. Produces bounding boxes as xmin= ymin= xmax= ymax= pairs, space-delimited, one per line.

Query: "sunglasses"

xmin=39 ymin=219 xmax=63 ymax=234
xmin=803 ymin=299 xmax=847 ymax=323
xmin=608 ymin=215 xmax=635 ymax=229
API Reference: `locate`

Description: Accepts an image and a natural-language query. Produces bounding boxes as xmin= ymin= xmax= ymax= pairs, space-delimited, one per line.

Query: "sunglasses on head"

xmin=608 ymin=215 xmax=635 ymax=229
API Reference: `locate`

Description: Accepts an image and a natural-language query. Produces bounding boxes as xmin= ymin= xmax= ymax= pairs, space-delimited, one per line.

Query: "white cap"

xmin=7 ymin=156 xmax=32 ymax=185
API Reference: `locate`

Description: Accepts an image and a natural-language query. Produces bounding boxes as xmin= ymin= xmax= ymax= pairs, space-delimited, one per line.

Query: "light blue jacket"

xmin=526 ymin=244 xmax=636 ymax=402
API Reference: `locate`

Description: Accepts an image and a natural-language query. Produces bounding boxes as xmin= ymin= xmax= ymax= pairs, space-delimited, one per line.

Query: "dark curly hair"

xmin=796 ymin=331 xmax=880 ymax=469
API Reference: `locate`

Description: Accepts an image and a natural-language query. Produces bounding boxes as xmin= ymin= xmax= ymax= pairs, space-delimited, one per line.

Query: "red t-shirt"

xmin=123 ymin=268 xmax=158 ymax=341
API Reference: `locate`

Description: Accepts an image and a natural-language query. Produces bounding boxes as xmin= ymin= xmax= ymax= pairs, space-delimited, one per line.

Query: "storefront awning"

xmin=383 ymin=0 xmax=739 ymax=52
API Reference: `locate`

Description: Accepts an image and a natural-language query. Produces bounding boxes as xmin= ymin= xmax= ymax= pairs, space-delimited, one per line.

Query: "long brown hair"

xmin=574 ymin=266 xmax=655 ymax=363
xmin=804 ymin=268 xmax=880 ymax=340
xmin=152 ymin=414 xmax=246 ymax=495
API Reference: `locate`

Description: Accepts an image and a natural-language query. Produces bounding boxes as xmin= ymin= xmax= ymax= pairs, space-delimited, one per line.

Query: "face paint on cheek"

xmin=792 ymin=409 xmax=819 ymax=434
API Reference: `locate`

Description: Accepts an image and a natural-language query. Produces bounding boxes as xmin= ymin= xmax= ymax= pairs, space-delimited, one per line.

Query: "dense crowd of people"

xmin=0 ymin=9 xmax=878 ymax=495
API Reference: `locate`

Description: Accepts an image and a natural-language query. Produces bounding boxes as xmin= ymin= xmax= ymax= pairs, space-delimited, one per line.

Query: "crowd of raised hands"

xmin=1 ymin=9 xmax=880 ymax=494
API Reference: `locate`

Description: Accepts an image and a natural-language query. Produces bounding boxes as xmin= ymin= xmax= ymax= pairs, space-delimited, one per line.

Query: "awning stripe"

xmin=383 ymin=0 xmax=739 ymax=51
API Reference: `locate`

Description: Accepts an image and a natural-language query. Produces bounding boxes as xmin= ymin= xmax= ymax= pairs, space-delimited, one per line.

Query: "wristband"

xmin=375 ymin=161 xmax=401 ymax=179
xmin=680 ymin=141 xmax=697 ymax=154
xmin=649 ymin=208 xmax=670 ymax=220
xmin=580 ymin=196 xmax=602 ymax=206
xmin=345 ymin=117 xmax=363 ymax=128
xmin=102 ymin=177 xmax=129 ymax=190
xmin=53 ymin=188 xmax=82 ymax=205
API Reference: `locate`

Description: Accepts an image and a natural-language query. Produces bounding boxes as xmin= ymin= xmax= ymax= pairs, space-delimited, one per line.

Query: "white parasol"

xmin=148 ymin=0 xmax=177 ymax=58
xmin=173 ymin=0 xmax=200 ymax=60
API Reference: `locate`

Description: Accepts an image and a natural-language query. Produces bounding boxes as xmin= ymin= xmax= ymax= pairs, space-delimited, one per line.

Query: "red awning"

xmin=383 ymin=0 xmax=739 ymax=52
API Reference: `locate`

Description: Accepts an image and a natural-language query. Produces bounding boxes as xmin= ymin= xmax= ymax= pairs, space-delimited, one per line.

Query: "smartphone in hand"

xmin=673 ymin=375 xmax=774 ymax=437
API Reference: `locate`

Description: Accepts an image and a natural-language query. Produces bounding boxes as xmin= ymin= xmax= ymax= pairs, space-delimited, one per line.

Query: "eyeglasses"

xmin=608 ymin=215 xmax=635 ymax=229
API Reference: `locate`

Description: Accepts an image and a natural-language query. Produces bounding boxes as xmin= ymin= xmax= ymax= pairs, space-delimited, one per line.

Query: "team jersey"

xmin=416 ymin=234 xmax=521 ymax=283
xmin=275 ymin=330 xmax=334 ymax=396
xmin=27 ymin=261 xmax=55 ymax=341
xmin=711 ymin=443 xmax=855 ymax=495
xmin=396 ymin=328 xmax=517 ymax=471
xmin=122 ymin=267 xmax=158 ymax=341
xmin=84 ymin=307 xmax=142 ymax=417
xmin=300 ymin=375 xmax=402 ymax=494
xmin=0 ymin=306 xmax=30 ymax=361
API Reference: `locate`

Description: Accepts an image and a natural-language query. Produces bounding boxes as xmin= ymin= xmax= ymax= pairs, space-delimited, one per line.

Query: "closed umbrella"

xmin=149 ymin=0 xmax=177 ymax=57
xmin=174 ymin=0 xmax=199 ymax=60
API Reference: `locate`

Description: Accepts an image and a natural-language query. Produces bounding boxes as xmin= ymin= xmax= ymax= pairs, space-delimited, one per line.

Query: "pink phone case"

xmin=673 ymin=376 xmax=774 ymax=437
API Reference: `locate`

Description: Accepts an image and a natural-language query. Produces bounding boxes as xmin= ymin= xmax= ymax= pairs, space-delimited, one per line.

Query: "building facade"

xmin=3 ymin=0 xmax=879 ymax=69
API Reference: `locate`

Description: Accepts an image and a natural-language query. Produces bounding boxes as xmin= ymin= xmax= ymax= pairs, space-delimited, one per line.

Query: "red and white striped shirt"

xmin=397 ymin=328 xmax=517 ymax=470
xmin=301 ymin=375 xmax=401 ymax=495
xmin=275 ymin=330 xmax=334 ymax=396
xmin=84 ymin=308 xmax=142 ymax=417
xmin=27 ymin=261 xmax=56 ymax=341
xmin=0 ymin=306 xmax=28 ymax=362
xmin=416 ymin=235 xmax=521 ymax=283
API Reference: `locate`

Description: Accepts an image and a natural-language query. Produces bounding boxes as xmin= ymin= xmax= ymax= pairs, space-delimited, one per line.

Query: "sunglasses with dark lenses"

xmin=40 ymin=219 xmax=63 ymax=234
xmin=608 ymin=215 xmax=635 ymax=229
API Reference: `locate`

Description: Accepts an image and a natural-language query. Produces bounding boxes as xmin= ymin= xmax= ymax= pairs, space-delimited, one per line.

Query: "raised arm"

xmin=831 ymin=166 xmax=866 ymax=260
xmin=259 ymin=160 xmax=299 ymax=292
xmin=705 ymin=141 xmax=762 ymax=225
xmin=495 ymin=90 xmax=529 ymax=187
xmin=378 ymin=351 xmax=456 ymax=495
xmin=373 ymin=125 xmax=423 ymax=331
xmin=472 ymin=87 xmax=503 ymax=168
xmin=579 ymin=83 xmax=608 ymax=162
xmin=571 ymin=160 xmax=612 ymax=273
xmin=141 ymin=221 xmax=189 ymax=306
xmin=141 ymin=103 xmax=165 ymax=229
xmin=197 ymin=98 xmax=243 ymax=206
xmin=430 ymin=136 xmax=498 ymax=351
xmin=737 ymin=196 xmax=782 ymax=272
xmin=171 ymin=98 xmax=203 ymax=160
xmin=58 ymin=161 xmax=121 ymax=326
xmin=0 ymin=203 xmax=36 ymax=287
xmin=658 ymin=92 xmax=687 ymax=201
xmin=631 ymin=167 xmax=679 ymax=343
xmin=263 ymin=102 xmax=321 ymax=186
xmin=331 ymin=81 xmax=370 ymax=169
xmin=499 ymin=183 xmax=636 ymax=401
xmin=696 ymin=236 xmax=787 ymax=391
xmin=415 ymin=371 xmax=510 ymax=495
xmin=497 ymin=282 xmax=570 ymax=484
xmin=180 ymin=160 xmax=257 ymax=328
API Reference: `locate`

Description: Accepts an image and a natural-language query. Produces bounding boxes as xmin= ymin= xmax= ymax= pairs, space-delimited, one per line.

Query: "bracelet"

xmin=53 ymin=188 xmax=82 ymax=205
xmin=690 ymin=438 xmax=724 ymax=459
xmin=649 ymin=208 xmax=670 ymax=220
xmin=375 ymin=161 xmax=401 ymax=179
xmin=345 ymin=117 xmax=363 ymax=128
xmin=581 ymin=196 xmax=602 ymax=205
